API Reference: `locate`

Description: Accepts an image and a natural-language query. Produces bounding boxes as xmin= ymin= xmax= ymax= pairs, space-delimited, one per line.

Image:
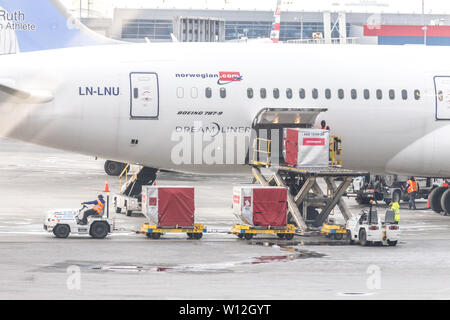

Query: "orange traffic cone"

xmin=427 ymin=198 xmax=430 ymax=209
xmin=104 ymin=180 xmax=110 ymax=193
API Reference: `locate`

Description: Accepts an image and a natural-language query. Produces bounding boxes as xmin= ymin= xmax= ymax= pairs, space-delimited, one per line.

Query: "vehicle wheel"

xmin=126 ymin=210 xmax=132 ymax=217
xmin=244 ymin=233 xmax=253 ymax=240
xmin=151 ymin=233 xmax=161 ymax=239
xmin=333 ymin=233 xmax=343 ymax=240
xmin=277 ymin=234 xmax=285 ymax=239
xmin=104 ymin=160 xmax=126 ymax=176
xmin=116 ymin=207 xmax=122 ymax=214
xmin=359 ymin=229 xmax=368 ymax=246
xmin=194 ymin=233 xmax=203 ymax=240
xmin=387 ymin=240 xmax=398 ymax=247
xmin=237 ymin=234 xmax=244 ymax=239
xmin=90 ymin=222 xmax=109 ymax=239
xmin=430 ymin=186 xmax=447 ymax=214
xmin=346 ymin=230 xmax=354 ymax=245
xmin=187 ymin=233 xmax=193 ymax=239
xmin=440 ymin=189 xmax=450 ymax=216
xmin=284 ymin=234 xmax=294 ymax=240
xmin=53 ymin=224 xmax=70 ymax=238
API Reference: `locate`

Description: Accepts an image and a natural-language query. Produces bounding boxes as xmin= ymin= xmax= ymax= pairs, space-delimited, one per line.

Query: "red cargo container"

xmin=233 ymin=186 xmax=287 ymax=227
xmin=142 ymin=186 xmax=195 ymax=227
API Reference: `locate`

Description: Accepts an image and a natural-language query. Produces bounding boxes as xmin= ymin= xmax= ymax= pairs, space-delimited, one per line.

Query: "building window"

xmin=364 ymin=89 xmax=370 ymax=100
xmin=325 ymin=89 xmax=331 ymax=99
xmin=247 ymin=88 xmax=254 ymax=99
xmin=286 ymin=88 xmax=293 ymax=99
xmin=299 ymin=88 xmax=306 ymax=99
xmin=338 ymin=89 xmax=344 ymax=99
xmin=220 ymin=88 xmax=226 ymax=99
xmin=414 ymin=90 xmax=421 ymax=100
xmin=312 ymin=88 xmax=318 ymax=99
xmin=273 ymin=88 xmax=280 ymax=99
xmin=205 ymin=87 xmax=212 ymax=98
xmin=260 ymin=88 xmax=267 ymax=99
xmin=402 ymin=90 xmax=408 ymax=100
xmin=191 ymin=87 xmax=198 ymax=99
xmin=351 ymin=89 xmax=357 ymax=100
xmin=376 ymin=89 xmax=382 ymax=100
xmin=389 ymin=89 xmax=395 ymax=100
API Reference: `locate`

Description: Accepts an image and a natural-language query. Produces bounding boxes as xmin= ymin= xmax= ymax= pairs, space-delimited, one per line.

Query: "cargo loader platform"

xmin=231 ymin=224 xmax=298 ymax=240
xmin=249 ymin=107 xmax=368 ymax=232
xmin=138 ymin=223 xmax=207 ymax=240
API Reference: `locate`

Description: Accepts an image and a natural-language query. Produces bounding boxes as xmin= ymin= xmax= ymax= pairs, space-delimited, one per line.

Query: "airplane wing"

xmin=0 ymin=79 xmax=54 ymax=104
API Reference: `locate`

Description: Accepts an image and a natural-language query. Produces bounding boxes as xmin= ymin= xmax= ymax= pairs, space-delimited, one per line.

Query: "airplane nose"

xmin=386 ymin=124 xmax=450 ymax=177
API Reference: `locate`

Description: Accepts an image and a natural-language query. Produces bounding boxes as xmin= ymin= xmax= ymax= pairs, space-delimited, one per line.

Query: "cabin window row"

xmin=246 ymin=88 xmax=422 ymax=101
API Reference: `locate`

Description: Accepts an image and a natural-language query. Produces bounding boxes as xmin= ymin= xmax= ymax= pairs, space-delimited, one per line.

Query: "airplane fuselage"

xmin=1 ymin=42 xmax=450 ymax=177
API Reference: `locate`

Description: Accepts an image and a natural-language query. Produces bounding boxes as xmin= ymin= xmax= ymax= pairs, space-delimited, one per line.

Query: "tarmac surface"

xmin=1 ymin=138 xmax=450 ymax=300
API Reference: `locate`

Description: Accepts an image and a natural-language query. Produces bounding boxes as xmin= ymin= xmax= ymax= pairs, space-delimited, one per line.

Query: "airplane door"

xmin=130 ymin=72 xmax=159 ymax=119
xmin=435 ymin=76 xmax=450 ymax=120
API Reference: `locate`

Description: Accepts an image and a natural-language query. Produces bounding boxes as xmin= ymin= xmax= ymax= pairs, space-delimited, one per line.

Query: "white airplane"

xmin=1 ymin=0 xmax=450 ymax=181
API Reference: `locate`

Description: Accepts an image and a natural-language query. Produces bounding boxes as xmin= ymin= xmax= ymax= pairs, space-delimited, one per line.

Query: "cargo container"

xmin=141 ymin=186 xmax=195 ymax=228
xmin=233 ymin=186 xmax=288 ymax=227
xmin=283 ymin=128 xmax=330 ymax=167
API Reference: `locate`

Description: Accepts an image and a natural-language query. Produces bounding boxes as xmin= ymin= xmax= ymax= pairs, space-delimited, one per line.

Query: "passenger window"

xmin=247 ymin=88 xmax=254 ymax=99
xmin=338 ymin=89 xmax=344 ymax=99
xmin=220 ymin=88 xmax=226 ymax=99
xmin=133 ymin=88 xmax=139 ymax=99
xmin=389 ymin=89 xmax=395 ymax=100
xmin=273 ymin=88 xmax=280 ymax=99
xmin=286 ymin=88 xmax=293 ymax=99
xmin=376 ymin=89 xmax=382 ymax=100
xmin=205 ymin=87 xmax=212 ymax=98
xmin=414 ymin=90 xmax=421 ymax=100
xmin=177 ymin=87 xmax=184 ymax=99
xmin=260 ymin=88 xmax=267 ymax=99
xmin=402 ymin=90 xmax=408 ymax=100
xmin=299 ymin=88 xmax=306 ymax=99
xmin=364 ymin=89 xmax=370 ymax=100
xmin=325 ymin=89 xmax=331 ymax=99
xmin=312 ymin=88 xmax=318 ymax=99
xmin=351 ymin=89 xmax=357 ymax=100
xmin=191 ymin=87 xmax=198 ymax=99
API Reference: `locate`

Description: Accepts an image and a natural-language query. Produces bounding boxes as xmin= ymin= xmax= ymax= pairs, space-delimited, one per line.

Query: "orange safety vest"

xmin=93 ymin=200 xmax=105 ymax=214
xmin=407 ymin=180 xmax=418 ymax=194
xmin=443 ymin=182 xmax=449 ymax=187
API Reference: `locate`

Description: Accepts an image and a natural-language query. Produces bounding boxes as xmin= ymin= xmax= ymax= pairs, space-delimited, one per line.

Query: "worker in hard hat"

xmin=77 ymin=194 xmax=105 ymax=225
xmin=405 ymin=177 xmax=418 ymax=210
xmin=390 ymin=201 xmax=400 ymax=224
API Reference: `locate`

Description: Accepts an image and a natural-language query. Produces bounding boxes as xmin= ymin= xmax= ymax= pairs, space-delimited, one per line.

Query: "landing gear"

xmin=104 ymin=160 xmax=126 ymax=176
xmin=440 ymin=189 xmax=450 ymax=216
xmin=429 ymin=186 xmax=448 ymax=214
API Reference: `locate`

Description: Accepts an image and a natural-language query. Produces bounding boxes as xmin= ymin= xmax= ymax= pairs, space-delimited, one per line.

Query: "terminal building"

xmin=72 ymin=0 xmax=450 ymax=45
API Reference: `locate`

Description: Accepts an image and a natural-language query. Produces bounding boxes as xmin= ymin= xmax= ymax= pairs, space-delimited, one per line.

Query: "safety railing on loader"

xmin=252 ymin=138 xmax=272 ymax=167
xmin=119 ymin=163 xmax=141 ymax=195
xmin=329 ymin=136 xmax=343 ymax=167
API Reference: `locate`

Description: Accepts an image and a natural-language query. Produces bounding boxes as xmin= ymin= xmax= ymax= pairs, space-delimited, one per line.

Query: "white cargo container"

xmin=283 ymin=128 xmax=330 ymax=167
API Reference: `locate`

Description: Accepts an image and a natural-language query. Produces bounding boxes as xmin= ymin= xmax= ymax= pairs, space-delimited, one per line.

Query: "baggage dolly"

xmin=231 ymin=224 xmax=298 ymax=240
xmin=139 ymin=223 xmax=207 ymax=240
xmin=320 ymin=224 xmax=347 ymax=240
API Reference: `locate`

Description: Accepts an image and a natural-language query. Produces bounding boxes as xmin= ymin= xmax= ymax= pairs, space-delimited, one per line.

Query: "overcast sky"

xmin=61 ymin=0 xmax=450 ymax=16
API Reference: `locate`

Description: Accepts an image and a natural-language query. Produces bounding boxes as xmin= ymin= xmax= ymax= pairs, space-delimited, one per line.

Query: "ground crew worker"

xmin=405 ymin=177 xmax=418 ymax=210
xmin=320 ymin=120 xmax=330 ymax=130
xmin=390 ymin=201 xmax=400 ymax=224
xmin=78 ymin=194 xmax=105 ymax=225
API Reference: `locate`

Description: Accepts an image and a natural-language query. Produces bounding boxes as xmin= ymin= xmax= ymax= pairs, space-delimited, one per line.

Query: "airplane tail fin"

xmin=270 ymin=0 xmax=282 ymax=43
xmin=0 ymin=0 xmax=120 ymax=54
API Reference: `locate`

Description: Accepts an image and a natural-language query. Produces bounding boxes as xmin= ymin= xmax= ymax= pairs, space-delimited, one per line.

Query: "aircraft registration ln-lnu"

xmin=2 ymin=1 xmax=450 ymax=205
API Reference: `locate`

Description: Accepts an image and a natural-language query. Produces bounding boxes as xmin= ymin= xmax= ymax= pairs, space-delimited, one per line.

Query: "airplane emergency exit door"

xmin=435 ymin=76 xmax=450 ymax=120
xmin=130 ymin=72 xmax=159 ymax=118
